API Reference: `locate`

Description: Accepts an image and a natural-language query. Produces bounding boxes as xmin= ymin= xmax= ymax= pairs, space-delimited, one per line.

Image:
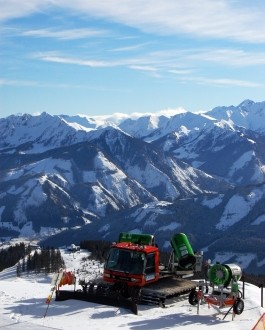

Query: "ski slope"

xmin=0 ymin=248 xmax=264 ymax=329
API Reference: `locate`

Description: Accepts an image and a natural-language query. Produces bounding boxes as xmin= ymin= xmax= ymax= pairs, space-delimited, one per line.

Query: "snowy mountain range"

xmin=1 ymin=99 xmax=265 ymax=274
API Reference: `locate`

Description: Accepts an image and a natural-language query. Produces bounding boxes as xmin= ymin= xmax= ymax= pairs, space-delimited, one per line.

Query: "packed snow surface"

xmin=0 ymin=248 xmax=264 ymax=329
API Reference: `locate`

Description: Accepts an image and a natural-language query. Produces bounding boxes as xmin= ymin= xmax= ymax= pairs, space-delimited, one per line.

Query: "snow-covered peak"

xmin=207 ymin=100 xmax=265 ymax=132
xmin=238 ymin=99 xmax=255 ymax=108
xmin=146 ymin=112 xmax=217 ymax=142
xmin=60 ymin=114 xmax=118 ymax=130
xmin=61 ymin=107 xmax=186 ymax=129
xmin=0 ymin=112 xmax=94 ymax=153
xmin=119 ymin=114 xmax=169 ymax=138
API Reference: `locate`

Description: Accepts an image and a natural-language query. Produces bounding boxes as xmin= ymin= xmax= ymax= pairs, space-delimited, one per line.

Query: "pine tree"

xmin=22 ymin=257 xmax=26 ymax=273
xmin=16 ymin=261 xmax=21 ymax=277
xmin=27 ymin=254 xmax=32 ymax=273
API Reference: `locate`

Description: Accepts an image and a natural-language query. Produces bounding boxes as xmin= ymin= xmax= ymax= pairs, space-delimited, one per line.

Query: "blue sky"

xmin=1 ymin=1 xmax=265 ymax=118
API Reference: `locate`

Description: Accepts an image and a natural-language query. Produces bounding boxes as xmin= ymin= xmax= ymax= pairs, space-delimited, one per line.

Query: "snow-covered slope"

xmin=153 ymin=121 xmax=265 ymax=185
xmin=0 ymin=122 xmax=230 ymax=241
xmin=207 ymin=99 xmax=265 ymax=133
xmin=1 ymin=100 xmax=265 ymax=274
xmin=0 ymin=112 xmax=94 ymax=153
xmin=0 ymin=247 xmax=264 ymax=330
xmin=41 ymin=182 xmax=265 ymax=274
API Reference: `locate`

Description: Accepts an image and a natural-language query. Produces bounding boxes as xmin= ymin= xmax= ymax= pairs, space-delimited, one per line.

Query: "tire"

xmin=188 ymin=289 xmax=199 ymax=306
xmin=233 ymin=298 xmax=244 ymax=315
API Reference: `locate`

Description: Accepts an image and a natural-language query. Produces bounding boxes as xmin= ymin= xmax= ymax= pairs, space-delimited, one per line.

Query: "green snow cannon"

xmin=118 ymin=232 xmax=155 ymax=246
xmin=208 ymin=263 xmax=242 ymax=287
xmin=170 ymin=233 xmax=196 ymax=269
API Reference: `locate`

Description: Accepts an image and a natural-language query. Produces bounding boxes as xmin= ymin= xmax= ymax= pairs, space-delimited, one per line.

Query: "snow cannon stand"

xmin=167 ymin=233 xmax=202 ymax=276
xmin=188 ymin=263 xmax=244 ymax=320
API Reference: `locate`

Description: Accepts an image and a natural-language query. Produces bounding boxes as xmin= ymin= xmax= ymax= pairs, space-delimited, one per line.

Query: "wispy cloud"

xmin=0 ymin=0 xmax=45 ymax=21
xmin=33 ymin=53 xmax=112 ymax=68
xmin=84 ymin=107 xmax=187 ymax=123
xmin=178 ymin=76 xmax=262 ymax=88
xmin=32 ymin=51 xmax=163 ymax=70
xmin=31 ymin=46 xmax=265 ymax=85
xmin=0 ymin=77 xmax=73 ymax=88
xmin=0 ymin=78 xmax=37 ymax=87
xmin=110 ymin=43 xmax=151 ymax=52
xmin=148 ymin=48 xmax=265 ymax=69
xmin=129 ymin=65 xmax=157 ymax=72
xmin=188 ymin=49 xmax=265 ymax=67
xmin=1 ymin=1 xmax=265 ymax=43
xmin=22 ymin=28 xmax=108 ymax=40
xmin=0 ymin=77 xmax=129 ymax=92
xmin=32 ymin=51 xmax=189 ymax=77
xmin=129 ymin=65 xmax=161 ymax=78
xmin=169 ymin=69 xmax=194 ymax=75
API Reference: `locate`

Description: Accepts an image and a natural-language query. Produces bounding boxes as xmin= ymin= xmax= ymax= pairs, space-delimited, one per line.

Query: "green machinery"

xmin=189 ymin=262 xmax=244 ymax=317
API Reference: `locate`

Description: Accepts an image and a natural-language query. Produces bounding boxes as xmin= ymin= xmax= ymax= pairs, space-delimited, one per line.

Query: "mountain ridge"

xmin=1 ymin=99 xmax=265 ymax=273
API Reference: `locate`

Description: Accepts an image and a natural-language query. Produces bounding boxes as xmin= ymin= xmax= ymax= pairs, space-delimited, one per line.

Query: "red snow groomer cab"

xmin=56 ymin=232 xmax=202 ymax=313
xmin=103 ymin=233 xmax=160 ymax=287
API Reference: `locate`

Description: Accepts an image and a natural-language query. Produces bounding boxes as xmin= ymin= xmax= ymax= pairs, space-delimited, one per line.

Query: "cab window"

xmin=145 ymin=253 xmax=155 ymax=274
